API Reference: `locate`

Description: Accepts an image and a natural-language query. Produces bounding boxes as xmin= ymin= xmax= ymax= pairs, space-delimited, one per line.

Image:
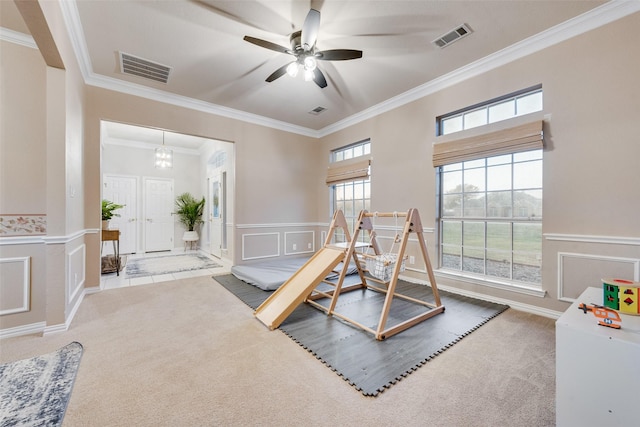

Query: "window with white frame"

xmin=434 ymin=89 xmax=544 ymax=287
xmin=437 ymin=85 xmax=542 ymax=136
xmin=329 ymin=140 xmax=371 ymax=243
xmin=439 ymin=150 xmax=542 ymax=284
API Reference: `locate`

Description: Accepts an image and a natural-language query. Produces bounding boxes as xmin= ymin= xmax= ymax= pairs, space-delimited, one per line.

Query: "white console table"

xmin=556 ymin=287 xmax=640 ymax=426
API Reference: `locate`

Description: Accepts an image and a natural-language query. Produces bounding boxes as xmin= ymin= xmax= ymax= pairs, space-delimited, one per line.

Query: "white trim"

xmin=0 ymin=256 xmax=31 ymax=315
xmin=434 ymin=269 xmax=546 ymax=298
xmin=0 ymin=321 xmax=46 ymax=340
xmin=284 ymin=231 xmax=315 ymax=255
xmin=544 ymin=233 xmax=640 ymax=246
xmin=373 ymin=225 xmax=435 ymax=234
xmin=405 ymin=266 xmax=427 ymax=275
xmin=556 ymin=252 xmax=640 ymax=303
xmin=400 ymin=274 xmax=561 ymax=319
xmin=0 ymin=236 xmax=44 ymax=246
xmin=233 ymin=222 xmax=433 ymax=232
xmin=241 ymin=232 xmax=280 ymax=260
xmin=43 ymin=323 xmax=68 ymax=335
xmin=0 ymin=229 xmax=100 ymax=246
xmin=67 ymin=244 xmax=86 ymax=302
xmin=84 ymin=284 xmax=102 ymax=295
xmin=57 ymin=288 xmax=87 ymax=335
xmin=42 ymin=229 xmax=94 ymax=245
xmin=0 ymin=27 xmax=37 ymax=49
xmin=56 ymin=0 xmax=640 ymax=138
xmin=317 ymin=1 xmax=640 ymax=137
xmin=236 ymin=222 xmax=325 ymax=229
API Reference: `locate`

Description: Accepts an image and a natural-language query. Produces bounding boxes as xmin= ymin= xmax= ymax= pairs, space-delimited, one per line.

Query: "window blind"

xmin=432 ymin=120 xmax=543 ymax=167
xmin=326 ymin=157 xmax=371 ymax=185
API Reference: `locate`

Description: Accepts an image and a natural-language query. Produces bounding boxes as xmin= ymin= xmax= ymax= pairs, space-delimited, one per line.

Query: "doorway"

xmin=208 ymin=171 xmax=227 ymax=258
xmin=103 ymin=174 xmax=138 ymax=254
xmin=143 ymin=177 xmax=174 ymax=252
xmin=101 ymin=120 xmax=234 ymax=261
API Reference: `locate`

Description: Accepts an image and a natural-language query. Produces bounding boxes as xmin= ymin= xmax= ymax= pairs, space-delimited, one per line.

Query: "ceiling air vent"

xmin=119 ymin=52 xmax=172 ymax=83
xmin=309 ymin=106 xmax=327 ymax=115
xmin=432 ymin=24 xmax=473 ymax=49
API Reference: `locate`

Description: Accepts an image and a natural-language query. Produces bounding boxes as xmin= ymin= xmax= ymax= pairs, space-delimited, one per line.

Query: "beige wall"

xmin=1 ymin=0 xmax=89 ymax=333
xmin=83 ymin=86 xmax=320 ymax=270
xmin=317 ymin=12 xmax=640 ymax=314
xmin=2 ymin=5 xmax=639 ymax=336
xmin=0 ymin=41 xmax=47 ymax=214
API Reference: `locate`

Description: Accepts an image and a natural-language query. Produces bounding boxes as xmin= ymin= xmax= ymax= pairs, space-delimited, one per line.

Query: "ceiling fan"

xmin=243 ymin=9 xmax=362 ymax=88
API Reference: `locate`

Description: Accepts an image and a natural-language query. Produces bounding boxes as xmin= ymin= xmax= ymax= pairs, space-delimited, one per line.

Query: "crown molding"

xmin=0 ymin=27 xmax=36 ymax=48
xmin=55 ymin=0 xmax=640 ymax=139
xmin=317 ymin=0 xmax=640 ymax=137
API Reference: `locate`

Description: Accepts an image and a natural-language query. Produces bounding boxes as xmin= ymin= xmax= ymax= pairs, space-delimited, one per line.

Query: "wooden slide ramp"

xmin=254 ymin=247 xmax=346 ymax=330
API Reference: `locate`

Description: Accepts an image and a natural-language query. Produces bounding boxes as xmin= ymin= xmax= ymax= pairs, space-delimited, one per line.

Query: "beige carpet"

xmin=0 ymin=275 xmax=556 ymax=426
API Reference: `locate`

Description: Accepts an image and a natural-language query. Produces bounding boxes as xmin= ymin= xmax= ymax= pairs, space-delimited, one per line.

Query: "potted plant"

xmin=174 ymin=192 xmax=205 ymax=243
xmin=101 ymin=199 xmax=125 ymax=229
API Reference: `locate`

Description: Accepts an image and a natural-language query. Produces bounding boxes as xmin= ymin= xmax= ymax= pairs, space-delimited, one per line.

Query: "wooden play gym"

xmin=254 ymin=208 xmax=445 ymax=340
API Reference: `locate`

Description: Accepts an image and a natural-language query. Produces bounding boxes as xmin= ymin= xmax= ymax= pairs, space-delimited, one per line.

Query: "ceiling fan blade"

xmin=301 ymin=9 xmax=320 ymax=51
xmin=312 ymin=68 xmax=327 ymax=89
xmin=243 ymin=36 xmax=291 ymax=54
xmin=266 ymin=62 xmax=294 ymax=83
xmin=317 ymin=49 xmax=363 ymax=61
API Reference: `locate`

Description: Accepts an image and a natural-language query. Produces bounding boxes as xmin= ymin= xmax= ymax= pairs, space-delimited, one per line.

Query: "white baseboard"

xmin=399 ymin=274 xmax=563 ymax=320
xmin=0 ymin=321 xmax=46 ymax=339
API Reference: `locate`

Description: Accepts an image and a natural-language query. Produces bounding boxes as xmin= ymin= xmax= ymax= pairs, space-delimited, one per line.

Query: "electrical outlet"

xmin=293 ymin=244 xmax=297 ymax=250
xmin=409 ymin=256 xmax=415 ymax=265
xmin=307 ymin=243 xmax=312 ymax=249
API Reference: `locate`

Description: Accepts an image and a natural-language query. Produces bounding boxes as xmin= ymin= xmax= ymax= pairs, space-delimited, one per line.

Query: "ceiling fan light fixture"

xmin=286 ymin=62 xmax=299 ymax=77
xmin=304 ymin=69 xmax=314 ymax=82
xmin=303 ymin=56 xmax=317 ymax=71
xmin=243 ymin=8 xmax=362 ymax=89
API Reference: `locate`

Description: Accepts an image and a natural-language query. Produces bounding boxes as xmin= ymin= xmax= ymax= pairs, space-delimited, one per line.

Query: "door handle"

xmin=146 ymin=218 xmax=153 ymax=223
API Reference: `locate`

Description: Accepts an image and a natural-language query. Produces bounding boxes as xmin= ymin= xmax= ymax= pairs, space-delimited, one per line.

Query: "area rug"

xmin=0 ymin=342 xmax=83 ymax=426
xmin=126 ymin=254 xmax=221 ymax=278
xmin=215 ymin=274 xmax=509 ymax=396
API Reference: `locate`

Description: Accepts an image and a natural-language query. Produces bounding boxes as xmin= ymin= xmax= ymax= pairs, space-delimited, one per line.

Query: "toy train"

xmin=602 ymin=278 xmax=640 ymax=315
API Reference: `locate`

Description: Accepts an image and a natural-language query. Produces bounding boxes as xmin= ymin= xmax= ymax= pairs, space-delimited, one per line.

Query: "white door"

xmin=144 ymin=178 xmax=174 ymax=252
xmin=209 ymin=176 xmax=222 ymax=258
xmin=103 ymin=175 xmax=137 ymax=254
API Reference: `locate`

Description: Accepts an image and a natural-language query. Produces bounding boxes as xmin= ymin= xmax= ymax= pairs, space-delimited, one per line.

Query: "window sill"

xmin=434 ymin=269 xmax=546 ymax=298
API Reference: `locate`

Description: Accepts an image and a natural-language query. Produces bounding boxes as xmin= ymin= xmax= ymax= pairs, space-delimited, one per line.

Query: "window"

xmin=434 ymin=86 xmax=544 ymax=289
xmin=439 ymin=149 xmax=542 ymax=284
xmin=329 ymin=140 xmax=371 ymax=243
xmin=438 ymin=86 xmax=542 ymax=136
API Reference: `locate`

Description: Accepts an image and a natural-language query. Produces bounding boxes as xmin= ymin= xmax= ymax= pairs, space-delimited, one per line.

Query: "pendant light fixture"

xmin=155 ymin=131 xmax=173 ymax=169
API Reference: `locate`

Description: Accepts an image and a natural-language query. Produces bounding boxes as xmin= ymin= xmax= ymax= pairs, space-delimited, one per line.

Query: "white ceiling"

xmin=5 ymin=0 xmax=636 ymax=143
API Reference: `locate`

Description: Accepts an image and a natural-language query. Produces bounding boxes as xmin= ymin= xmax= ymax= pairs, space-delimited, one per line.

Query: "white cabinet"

xmin=556 ymin=287 xmax=640 ymax=426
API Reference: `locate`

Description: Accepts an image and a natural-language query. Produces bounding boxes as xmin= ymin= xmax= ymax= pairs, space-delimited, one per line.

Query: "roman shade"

xmin=432 ymin=120 xmax=543 ymax=167
xmin=326 ymin=157 xmax=371 ymax=185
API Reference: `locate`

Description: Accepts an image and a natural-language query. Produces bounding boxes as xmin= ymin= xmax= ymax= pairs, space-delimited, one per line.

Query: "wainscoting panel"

xmin=557 ymin=252 xmax=640 ymax=302
xmin=284 ymin=231 xmax=314 ymax=256
xmin=0 ymin=256 xmax=30 ymax=315
xmin=67 ymin=244 xmax=86 ymax=302
xmin=241 ymin=232 xmax=280 ymax=260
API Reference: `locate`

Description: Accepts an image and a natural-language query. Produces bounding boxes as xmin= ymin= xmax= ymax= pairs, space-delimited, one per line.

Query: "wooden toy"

xmin=577 ymin=303 xmax=622 ymax=329
xmin=602 ymin=278 xmax=640 ymax=315
xmin=255 ymin=209 xmax=444 ymax=340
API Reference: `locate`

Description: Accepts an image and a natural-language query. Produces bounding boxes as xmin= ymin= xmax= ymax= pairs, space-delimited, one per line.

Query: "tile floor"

xmin=100 ymin=250 xmax=231 ymax=290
